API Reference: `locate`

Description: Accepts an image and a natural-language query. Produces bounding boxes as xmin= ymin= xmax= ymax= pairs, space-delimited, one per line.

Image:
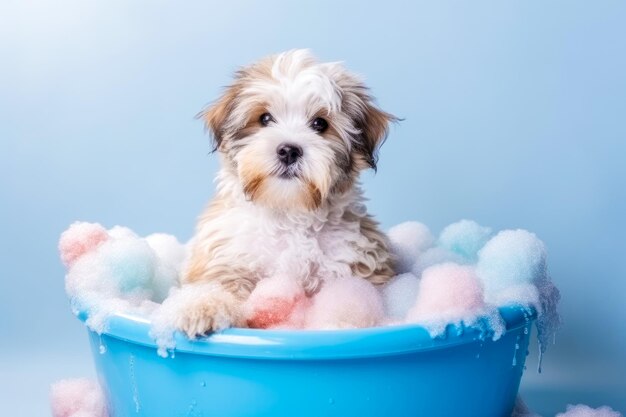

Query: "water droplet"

xmin=512 ymin=341 xmax=520 ymax=366
xmin=200 ymin=381 xmax=206 ymax=387
xmin=328 ymin=398 xmax=335 ymax=405
xmin=129 ymin=355 xmax=141 ymax=412
xmin=98 ymin=336 xmax=107 ymax=354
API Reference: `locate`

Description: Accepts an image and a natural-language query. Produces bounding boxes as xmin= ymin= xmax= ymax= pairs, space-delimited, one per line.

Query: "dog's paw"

xmin=175 ymin=296 xmax=242 ymax=338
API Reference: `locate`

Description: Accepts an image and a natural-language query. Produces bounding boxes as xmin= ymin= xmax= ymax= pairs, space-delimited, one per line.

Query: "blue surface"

xmin=1 ymin=1 xmax=625 ymax=415
xmin=86 ymin=307 xmax=534 ymax=417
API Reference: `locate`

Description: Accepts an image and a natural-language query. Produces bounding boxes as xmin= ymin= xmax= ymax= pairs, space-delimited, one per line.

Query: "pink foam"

xmin=408 ymin=263 xmax=485 ymax=321
xmin=59 ymin=222 xmax=109 ymax=267
xmin=244 ymin=277 xmax=309 ymax=329
xmin=306 ymin=276 xmax=385 ymax=329
xmin=50 ymin=378 xmax=107 ymax=417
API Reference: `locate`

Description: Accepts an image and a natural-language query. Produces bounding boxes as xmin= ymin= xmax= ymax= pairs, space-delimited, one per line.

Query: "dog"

xmin=177 ymin=49 xmax=397 ymax=337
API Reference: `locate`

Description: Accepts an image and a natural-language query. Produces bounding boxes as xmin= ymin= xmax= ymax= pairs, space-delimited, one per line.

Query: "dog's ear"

xmin=341 ymin=82 xmax=399 ymax=171
xmin=353 ymin=98 xmax=398 ymax=171
xmin=198 ymin=84 xmax=240 ymax=151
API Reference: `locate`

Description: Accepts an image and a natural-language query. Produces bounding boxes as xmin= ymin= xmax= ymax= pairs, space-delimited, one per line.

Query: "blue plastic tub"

xmin=82 ymin=306 xmax=534 ymax=417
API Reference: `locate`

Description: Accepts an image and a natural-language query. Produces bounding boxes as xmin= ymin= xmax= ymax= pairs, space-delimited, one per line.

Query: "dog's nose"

xmin=276 ymin=143 xmax=303 ymax=166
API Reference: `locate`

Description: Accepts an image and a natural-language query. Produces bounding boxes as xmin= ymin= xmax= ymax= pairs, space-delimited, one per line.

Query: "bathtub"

xmin=81 ymin=306 xmax=534 ymax=417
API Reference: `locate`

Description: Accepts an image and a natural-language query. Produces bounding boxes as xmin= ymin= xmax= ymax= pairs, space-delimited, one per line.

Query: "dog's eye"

xmin=260 ymin=113 xmax=274 ymax=127
xmin=310 ymin=117 xmax=329 ymax=133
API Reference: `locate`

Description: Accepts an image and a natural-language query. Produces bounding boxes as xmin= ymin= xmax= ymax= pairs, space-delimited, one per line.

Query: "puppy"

xmin=178 ymin=49 xmax=396 ymax=337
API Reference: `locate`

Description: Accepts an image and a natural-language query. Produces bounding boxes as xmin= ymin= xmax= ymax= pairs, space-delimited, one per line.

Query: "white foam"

xmin=60 ymin=220 xmax=559 ymax=361
xmin=477 ymin=229 xmax=547 ymax=301
xmin=60 ymin=222 xmax=184 ymax=334
xmin=380 ymin=272 xmax=420 ymax=320
xmin=412 ymin=246 xmax=465 ymax=277
xmin=556 ymin=404 xmax=622 ymax=417
xmin=387 ymin=221 xmax=434 ymax=273
xmin=439 ymin=219 xmax=492 ymax=262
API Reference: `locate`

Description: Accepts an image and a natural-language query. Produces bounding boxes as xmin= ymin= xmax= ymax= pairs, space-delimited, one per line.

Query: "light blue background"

xmin=1 ymin=1 xmax=625 ymax=415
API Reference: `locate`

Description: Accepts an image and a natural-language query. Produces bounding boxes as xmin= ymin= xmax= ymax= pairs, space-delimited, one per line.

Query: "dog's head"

xmin=200 ymin=49 xmax=397 ymax=211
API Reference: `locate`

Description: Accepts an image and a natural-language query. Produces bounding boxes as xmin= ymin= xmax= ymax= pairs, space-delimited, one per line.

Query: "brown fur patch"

xmin=232 ymin=102 xmax=268 ymax=141
xmin=344 ymin=212 xmax=395 ymax=285
xmin=329 ymin=150 xmax=355 ymax=195
xmin=242 ymin=175 xmax=264 ymax=201
xmin=198 ymin=56 xmax=275 ymax=151
xmin=237 ymin=56 xmax=275 ymax=83
xmin=311 ymin=112 xmax=356 ymax=196
xmin=183 ymin=195 xmax=260 ymax=302
xmin=333 ymin=74 xmax=399 ymax=171
xmin=198 ymin=83 xmax=243 ymax=150
xmin=352 ymin=94 xmax=397 ymax=171
xmin=305 ymin=181 xmax=323 ymax=210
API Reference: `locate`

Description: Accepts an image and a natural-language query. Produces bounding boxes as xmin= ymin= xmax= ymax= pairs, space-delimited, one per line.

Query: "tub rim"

xmin=79 ymin=305 xmax=536 ymax=360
